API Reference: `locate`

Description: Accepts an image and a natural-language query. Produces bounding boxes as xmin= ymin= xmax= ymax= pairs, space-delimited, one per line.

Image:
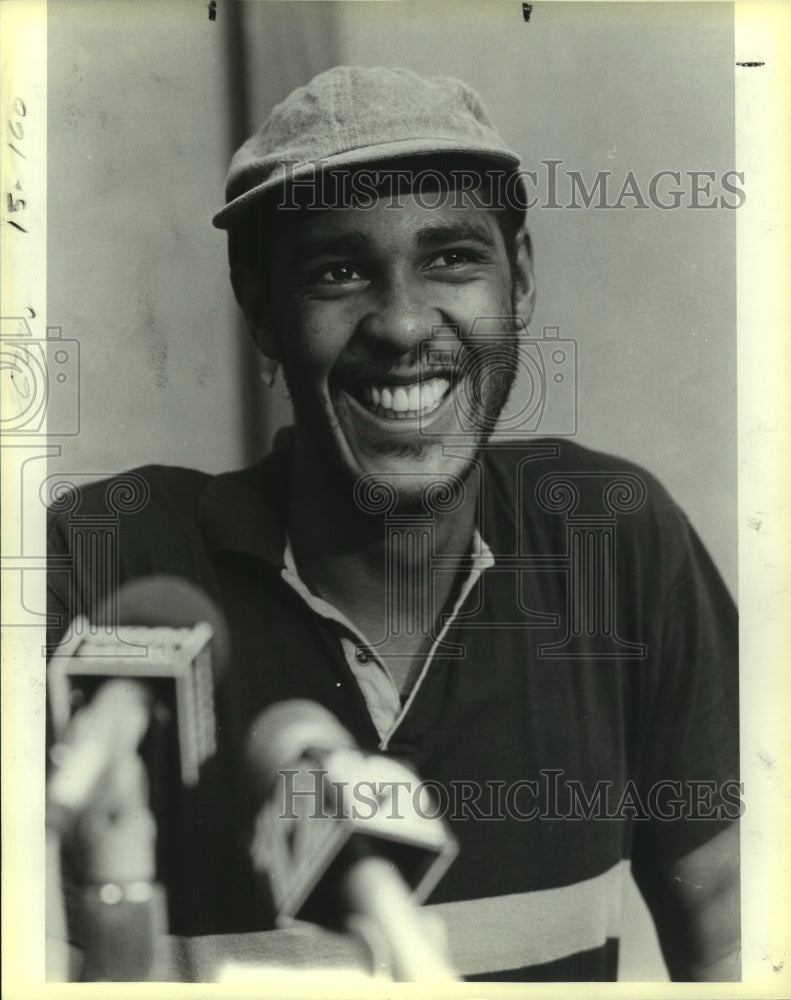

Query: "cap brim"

xmin=212 ymin=138 xmax=521 ymax=229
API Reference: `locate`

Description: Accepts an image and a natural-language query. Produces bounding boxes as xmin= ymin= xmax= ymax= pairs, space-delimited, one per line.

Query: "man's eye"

xmin=317 ymin=263 xmax=362 ymax=283
xmin=426 ymin=249 xmax=480 ymax=269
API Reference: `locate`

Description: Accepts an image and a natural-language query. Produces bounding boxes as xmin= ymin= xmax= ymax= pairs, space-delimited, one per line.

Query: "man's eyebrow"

xmin=289 ymin=221 xmax=498 ymax=268
xmin=415 ymin=222 xmax=497 ymax=250
xmin=291 ymin=230 xmax=372 ymax=267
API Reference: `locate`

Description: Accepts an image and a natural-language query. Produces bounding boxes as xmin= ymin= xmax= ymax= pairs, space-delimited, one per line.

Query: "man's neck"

xmin=287 ymin=453 xmax=479 ymax=691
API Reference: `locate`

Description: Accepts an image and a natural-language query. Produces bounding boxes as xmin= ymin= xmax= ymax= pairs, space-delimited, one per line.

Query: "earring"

xmin=261 ymin=358 xmax=280 ymax=389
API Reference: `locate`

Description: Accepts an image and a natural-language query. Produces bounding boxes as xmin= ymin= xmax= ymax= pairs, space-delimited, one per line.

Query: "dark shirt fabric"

xmin=47 ymin=438 xmax=739 ymax=981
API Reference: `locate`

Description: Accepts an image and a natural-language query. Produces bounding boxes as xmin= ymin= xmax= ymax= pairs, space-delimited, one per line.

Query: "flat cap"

xmin=212 ymin=65 xmax=521 ymax=229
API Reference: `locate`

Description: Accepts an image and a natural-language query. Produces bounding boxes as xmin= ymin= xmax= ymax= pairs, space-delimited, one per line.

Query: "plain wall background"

xmin=47 ymin=1 xmax=738 ymax=981
xmin=47 ymin=1 xmax=248 ymax=472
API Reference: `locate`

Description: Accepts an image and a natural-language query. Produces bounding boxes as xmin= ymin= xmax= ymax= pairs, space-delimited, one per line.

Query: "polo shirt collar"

xmin=197 ymin=442 xmax=292 ymax=567
xmin=197 ymin=435 xmax=507 ymax=569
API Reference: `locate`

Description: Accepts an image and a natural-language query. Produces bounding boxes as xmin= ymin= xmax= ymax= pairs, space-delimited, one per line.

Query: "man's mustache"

xmin=332 ymin=341 xmax=498 ymax=385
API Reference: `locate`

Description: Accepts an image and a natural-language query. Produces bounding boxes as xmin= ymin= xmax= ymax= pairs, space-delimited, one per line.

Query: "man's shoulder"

xmin=46 ymin=463 xmax=215 ymax=525
xmin=480 ymin=438 xmax=694 ymax=573
xmin=481 ymin=436 xmax=659 ymax=476
xmin=45 ymin=465 xmax=226 ymax=646
xmin=46 ymin=446 xmax=292 ymax=570
xmin=480 ymin=437 xmax=676 ymax=510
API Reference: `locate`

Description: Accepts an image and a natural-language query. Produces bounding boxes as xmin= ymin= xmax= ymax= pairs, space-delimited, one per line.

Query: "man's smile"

xmin=343 ymin=374 xmax=453 ymax=422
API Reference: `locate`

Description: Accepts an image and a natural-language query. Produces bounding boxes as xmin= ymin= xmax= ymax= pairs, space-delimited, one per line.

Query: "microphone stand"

xmin=246 ymin=701 xmax=460 ymax=982
xmin=76 ymin=751 xmax=166 ymax=981
xmin=342 ymin=856 xmax=457 ymax=981
xmin=46 ymin=682 xmax=167 ymax=981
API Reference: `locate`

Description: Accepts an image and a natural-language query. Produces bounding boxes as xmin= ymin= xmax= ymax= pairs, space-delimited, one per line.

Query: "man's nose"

xmin=356 ymin=276 xmax=440 ymax=356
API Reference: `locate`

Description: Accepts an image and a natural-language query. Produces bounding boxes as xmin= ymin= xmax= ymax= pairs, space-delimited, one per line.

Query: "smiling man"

xmin=223 ymin=147 xmax=535 ymax=687
xmin=47 ymin=66 xmax=740 ymax=981
xmin=235 ymin=188 xmax=527 ymax=483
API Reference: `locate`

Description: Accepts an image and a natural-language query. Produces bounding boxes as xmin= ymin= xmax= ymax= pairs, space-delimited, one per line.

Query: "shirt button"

xmin=355 ymin=646 xmax=371 ymax=664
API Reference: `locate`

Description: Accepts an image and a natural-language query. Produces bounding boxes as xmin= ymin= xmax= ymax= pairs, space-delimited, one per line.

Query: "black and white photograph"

xmin=1 ymin=0 xmax=788 ymax=993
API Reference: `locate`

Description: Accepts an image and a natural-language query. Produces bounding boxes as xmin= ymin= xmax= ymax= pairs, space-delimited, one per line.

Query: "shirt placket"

xmin=281 ymin=533 xmax=494 ymax=748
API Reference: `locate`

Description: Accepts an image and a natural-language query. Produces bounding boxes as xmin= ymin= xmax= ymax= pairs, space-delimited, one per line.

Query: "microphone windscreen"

xmin=96 ymin=575 xmax=230 ymax=680
xmin=244 ymin=700 xmax=459 ymax=925
xmin=246 ymin=700 xmax=356 ymax=797
xmin=49 ymin=576 xmax=227 ymax=789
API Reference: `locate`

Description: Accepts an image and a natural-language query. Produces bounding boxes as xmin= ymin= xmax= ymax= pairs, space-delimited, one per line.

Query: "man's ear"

xmin=512 ymin=229 xmax=536 ymax=325
xmin=230 ymin=266 xmax=279 ymax=359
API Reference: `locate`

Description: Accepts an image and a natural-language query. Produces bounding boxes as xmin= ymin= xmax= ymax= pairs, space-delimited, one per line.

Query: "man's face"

xmin=250 ymin=190 xmax=533 ymax=500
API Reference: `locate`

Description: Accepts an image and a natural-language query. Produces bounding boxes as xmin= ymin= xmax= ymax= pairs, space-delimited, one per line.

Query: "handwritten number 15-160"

xmin=6 ymin=97 xmax=28 ymax=233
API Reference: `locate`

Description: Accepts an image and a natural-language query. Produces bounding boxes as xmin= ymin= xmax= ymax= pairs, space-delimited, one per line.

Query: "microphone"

xmin=245 ymin=700 xmax=459 ymax=981
xmin=45 ymin=576 xmax=228 ymax=981
xmin=47 ymin=575 xmax=228 ymax=830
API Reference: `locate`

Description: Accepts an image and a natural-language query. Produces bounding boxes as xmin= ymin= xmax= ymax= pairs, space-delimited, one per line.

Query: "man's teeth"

xmin=363 ymin=377 xmax=450 ymax=418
